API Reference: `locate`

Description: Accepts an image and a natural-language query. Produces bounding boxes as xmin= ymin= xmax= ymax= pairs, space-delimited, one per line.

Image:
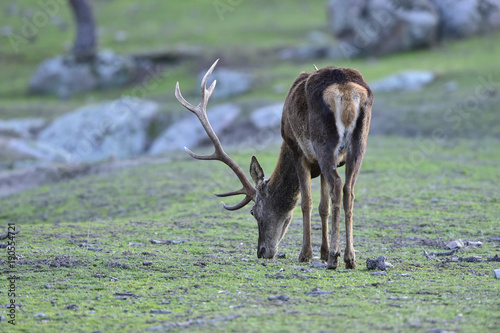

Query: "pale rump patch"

xmin=322 ymin=82 xmax=367 ymax=128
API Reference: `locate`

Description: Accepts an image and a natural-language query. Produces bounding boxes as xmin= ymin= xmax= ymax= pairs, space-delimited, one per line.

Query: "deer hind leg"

xmin=314 ymin=148 xmax=343 ymax=269
xmin=295 ymin=156 xmax=313 ymax=263
xmin=343 ymin=154 xmax=364 ymax=269
xmin=319 ymin=175 xmax=330 ymax=261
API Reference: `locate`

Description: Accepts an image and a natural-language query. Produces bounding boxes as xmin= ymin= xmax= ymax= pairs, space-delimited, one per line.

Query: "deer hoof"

xmin=344 ymin=258 xmax=357 ymax=269
xmin=298 ymin=248 xmax=313 ymax=263
xmin=320 ymin=245 xmax=330 ymax=261
xmin=327 ymin=250 xmax=340 ymax=269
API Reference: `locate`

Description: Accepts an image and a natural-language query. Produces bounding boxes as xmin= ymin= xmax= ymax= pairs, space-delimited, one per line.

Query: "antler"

xmin=175 ymin=59 xmax=256 ymax=210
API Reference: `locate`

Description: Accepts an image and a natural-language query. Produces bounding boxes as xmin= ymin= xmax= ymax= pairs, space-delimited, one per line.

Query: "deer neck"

xmin=266 ymin=142 xmax=301 ymax=213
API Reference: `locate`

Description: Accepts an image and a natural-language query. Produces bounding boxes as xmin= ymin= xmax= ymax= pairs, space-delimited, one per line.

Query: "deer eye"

xmin=250 ymin=209 xmax=254 ymax=216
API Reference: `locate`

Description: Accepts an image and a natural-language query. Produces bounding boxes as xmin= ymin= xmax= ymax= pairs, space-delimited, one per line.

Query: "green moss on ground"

xmin=1 ymin=137 xmax=499 ymax=332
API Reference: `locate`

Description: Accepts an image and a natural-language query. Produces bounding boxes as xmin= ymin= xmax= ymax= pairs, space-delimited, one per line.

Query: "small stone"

xmin=493 ymin=269 xmax=500 ymax=279
xmin=150 ymin=309 xmax=172 ymax=314
xmin=306 ymin=287 xmax=334 ymax=295
xmin=64 ymin=304 xmax=78 ymax=310
xmin=44 ymin=284 xmax=52 ymax=289
xmin=311 ymin=261 xmax=327 ymax=269
xmin=268 ymin=295 xmax=289 ymax=301
xmin=277 ymin=253 xmax=286 ymax=259
xmin=266 ymin=273 xmax=285 ymax=279
xmin=446 ymin=239 xmax=464 ymax=250
xmin=34 ymin=313 xmax=46 ymax=318
xmin=366 ymin=255 xmax=393 ymax=271
xmin=371 ymin=271 xmax=387 ymax=276
xmin=143 ymin=261 xmax=153 ymax=266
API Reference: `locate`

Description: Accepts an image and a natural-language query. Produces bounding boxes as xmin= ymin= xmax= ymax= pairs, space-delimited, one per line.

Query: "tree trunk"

xmin=68 ymin=0 xmax=96 ymax=61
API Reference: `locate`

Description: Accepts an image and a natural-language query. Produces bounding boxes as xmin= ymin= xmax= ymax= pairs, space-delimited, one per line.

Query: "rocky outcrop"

xmin=149 ymin=103 xmax=241 ymax=155
xmin=201 ymin=69 xmax=253 ymax=100
xmin=0 ymin=118 xmax=46 ymax=139
xmin=250 ymin=103 xmax=284 ymax=129
xmin=28 ymin=51 xmax=142 ymax=98
xmin=38 ymin=98 xmax=159 ymax=163
xmin=327 ymin=0 xmax=500 ymax=57
xmin=431 ymin=0 xmax=500 ymax=39
xmin=327 ymin=0 xmax=439 ymax=57
xmin=369 ymin=70 xmax=435 ymax=92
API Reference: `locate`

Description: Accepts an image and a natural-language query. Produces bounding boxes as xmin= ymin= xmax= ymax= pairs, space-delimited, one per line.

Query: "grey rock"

xmin=446 ymin=239 xmax=465 ymax=250
xmin=34 ymin=313 xmax=47 ymax=318
xmin=371 ymin=271 xmax=387 ymax=276
xmin=149 ymin=103 xmax=240 ymax=155
xmin=0 ymin=118 xmax=46 ymax=139
xmin=431 ymin=0 xmax=500 ymax=39
xmin=150 ymin=309 xmax=172 ymax=314
xmin=311 ymin=261 xmax=327 ymax=269
xmin=201 ymin=69 xmax=253 ymax=99
xmin=493 ymin=269 xmax=500 ymax=279
xmin=0 ymin=137 xmax=70 ymax=166
xmin=268 ymin=294 xmax=289 ymax=301
xmin=279 ymin=45 xmax=332 ymax=61
xmin=366 ymin=255 xmax=393 ymax=271
xmin=29 ymin=51 xmax=141 ymax=98
xmin=39 ymin=98 xmax=159 ymax=163
xmin=250 ymin=103 xmax=284 ymax=129
xmin=327 ymin=0 xmax=439 ymax=57
xmin=369 ymin=70 xmax=435 ymax=92
xmin=306 ymin=287 xmax=334 ymax=295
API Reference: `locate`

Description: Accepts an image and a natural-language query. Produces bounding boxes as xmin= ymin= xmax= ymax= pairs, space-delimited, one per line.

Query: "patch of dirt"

xmin=406 ymin=237 xmax=447 ymax=248
xmin=104 ymin=260 xmax=131 ymax=269
xmin=49 ymin=255 xmax=88 ymax=268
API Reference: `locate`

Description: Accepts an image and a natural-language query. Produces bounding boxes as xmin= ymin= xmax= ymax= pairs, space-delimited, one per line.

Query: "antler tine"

xmin=222 ymin=196 xmax=253 ymax=211
xmin=175 ymin=59 xmax=256 ymax=210
xmin=200 ymin=59 xmax=219 ymax=107
xmin=313 ymin=64 xmax=319 ymax=71
xmin=214 ymin=188 xmax=248 ymax=197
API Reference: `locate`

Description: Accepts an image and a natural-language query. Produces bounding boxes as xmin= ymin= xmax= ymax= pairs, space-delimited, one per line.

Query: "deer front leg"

xmin=319 ymin=175 xmax=330 ymax=261
xmin=295 ymin=157 xmax=313 ymax=263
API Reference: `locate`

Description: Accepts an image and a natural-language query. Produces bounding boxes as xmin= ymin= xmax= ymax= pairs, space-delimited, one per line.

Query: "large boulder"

xmin=29 ymin=51 xmax=141 ymax=98
xmin=250 ymin=103 xmax=284 ymax=129
xmin=38 ymin=98 xmax=159 ymax=163
xmin=369 ymin=70 xmax=435 ymax=92
xmin=430 ymin=0 xmax=500 ymax=39
xmin=0 ymin=118 xmax=46 ymax=139
xmin=149 ymin=103 xmax=241 ymax=155
xmin=327 ymin=0 xmax=439 ymax=57
xmin=0 ymin=137 xmax=70 ymax=169
xmin=200 ymin=69 xmax=253 ymax=100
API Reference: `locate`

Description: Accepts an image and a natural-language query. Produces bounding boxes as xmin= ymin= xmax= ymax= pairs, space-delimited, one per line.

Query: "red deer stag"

xmin=175 ymin=60 xmax=373 ymax=269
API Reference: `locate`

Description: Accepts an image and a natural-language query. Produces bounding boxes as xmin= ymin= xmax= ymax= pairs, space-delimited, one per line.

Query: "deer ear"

xmin=250 ymin=156 xmax=265 ymax=188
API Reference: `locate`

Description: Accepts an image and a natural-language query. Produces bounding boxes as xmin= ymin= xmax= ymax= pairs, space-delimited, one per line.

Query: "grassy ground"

xmin=1 ymin=1 xmax=500 ymax=332
xmin=1 ymin=137 xmax=500 ymax=332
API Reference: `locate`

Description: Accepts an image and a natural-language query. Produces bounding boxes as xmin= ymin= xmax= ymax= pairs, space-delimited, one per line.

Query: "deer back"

xmin=281 ymin=67 xmax=373 ymax=170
